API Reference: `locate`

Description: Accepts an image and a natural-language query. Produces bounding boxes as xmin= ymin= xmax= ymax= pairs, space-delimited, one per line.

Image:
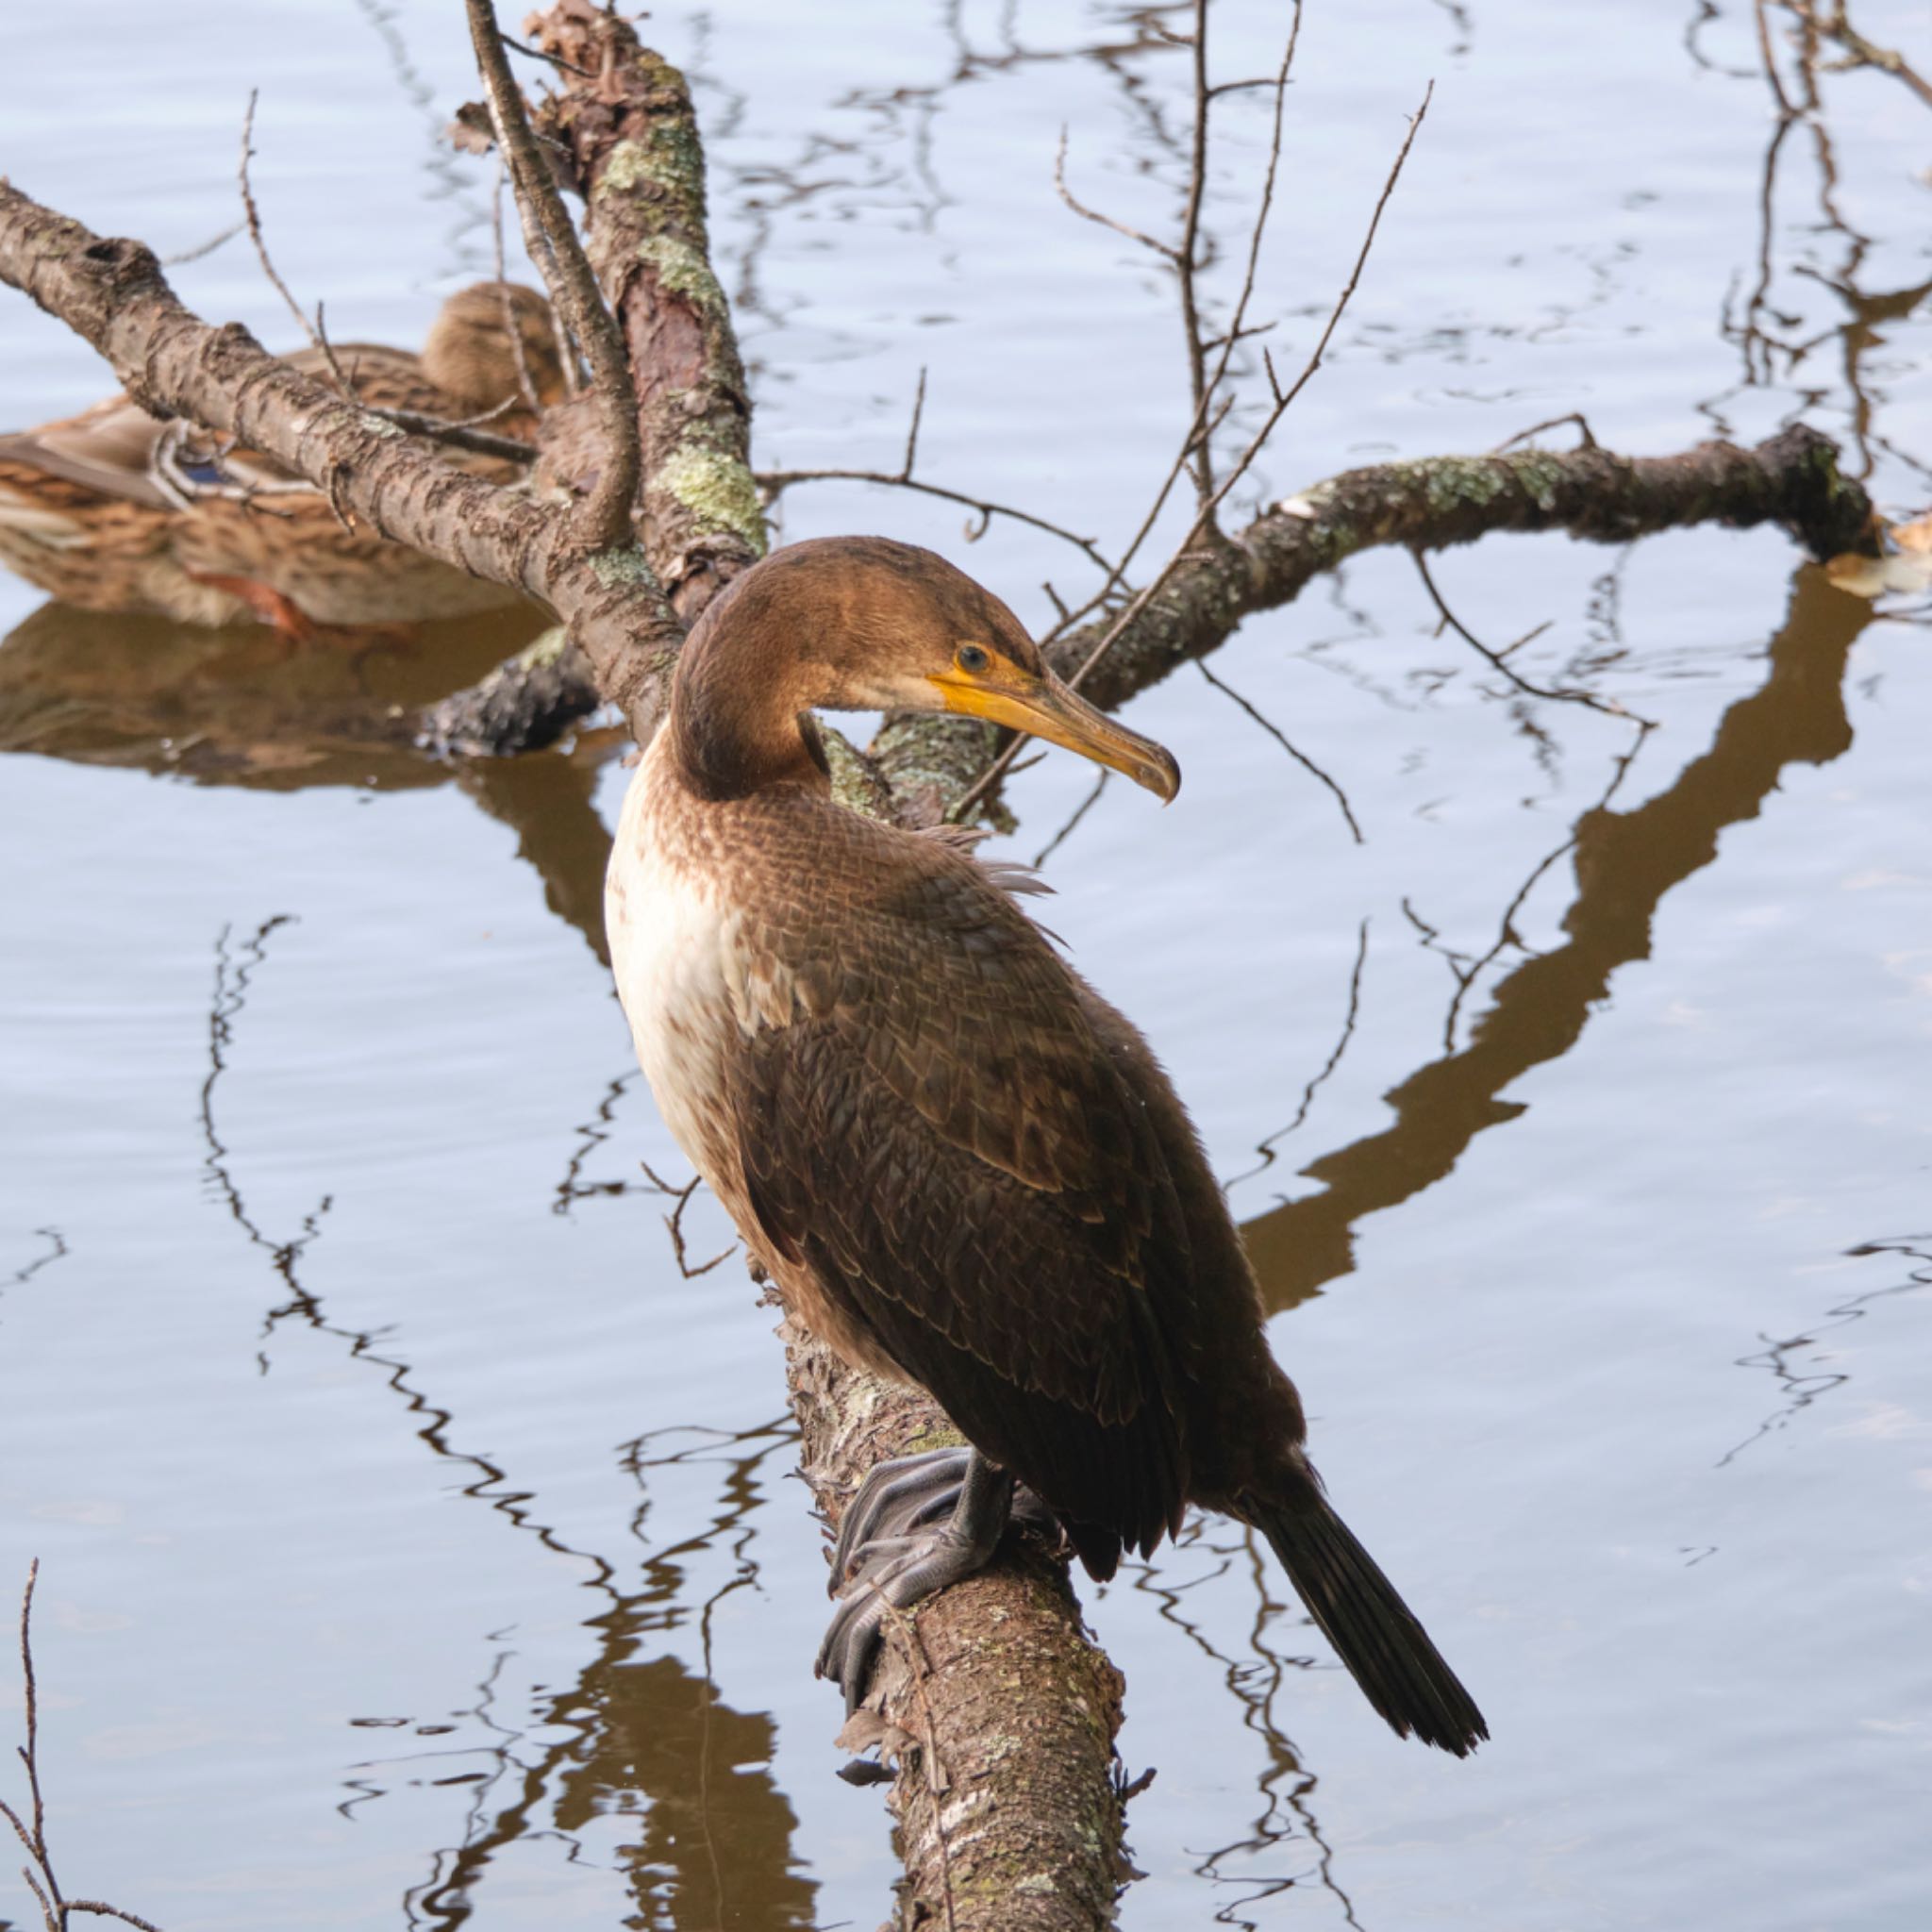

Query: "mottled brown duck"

xmin=0 ymin=282 xmax=565 ymax=635
xmin=605 ymin=536 xmax=1487 ymax=1756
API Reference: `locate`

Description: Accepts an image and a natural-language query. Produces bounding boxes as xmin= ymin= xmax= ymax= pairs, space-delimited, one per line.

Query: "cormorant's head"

xmin=705 ymin=535 xmax=1181 ymax=802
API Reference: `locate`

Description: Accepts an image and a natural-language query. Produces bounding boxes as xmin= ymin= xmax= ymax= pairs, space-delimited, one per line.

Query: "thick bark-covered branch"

xmin=869 ymin=425 xmax=1875 ymax=803
xmin=424 ymin=0 xmax=762 ymax=754
xmin=0 ymin=180 xmax=683 ymax=735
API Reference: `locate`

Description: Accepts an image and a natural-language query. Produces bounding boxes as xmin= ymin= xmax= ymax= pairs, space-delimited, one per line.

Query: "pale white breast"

xmin=604 ymin=739 xmax=811 ymax=1205
xmin=607 ymin=742 xmax=731 ymax=1181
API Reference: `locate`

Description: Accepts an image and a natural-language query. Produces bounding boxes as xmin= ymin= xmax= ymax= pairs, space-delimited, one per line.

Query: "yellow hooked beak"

xmin=930 ymin=664 xmax=1181 ymax=802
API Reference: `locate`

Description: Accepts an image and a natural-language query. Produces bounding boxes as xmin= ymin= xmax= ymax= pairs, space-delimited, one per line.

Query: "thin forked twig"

xmin=955 ymin=72 xmax=1424 ymax=821
xmin=1491 ymin=409 xmax=1598 ymax=454
xmin=760 ymin=370 xmax=1117 ymax=573
xmin=1410 ymin=548 xmax=1649 ymax=724
xmin=1038 ymin=5 xmax=1304 ymax=651
xmin=237 ymin=91 xmax=353 ymax=396
xmin=465 ymin=0 xmax=637 ymax=546
xmin=1195 ymin=658 xmax=1363 ymax=843
xmin=491 ymin=158 xmax=544 ymax=414
xmin=638 ymin=1160 xmax=737 ymax=1279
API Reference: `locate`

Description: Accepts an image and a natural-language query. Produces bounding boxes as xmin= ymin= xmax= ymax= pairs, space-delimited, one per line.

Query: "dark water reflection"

xmin=1242 ymin=566 xmax=1871 ymax=1315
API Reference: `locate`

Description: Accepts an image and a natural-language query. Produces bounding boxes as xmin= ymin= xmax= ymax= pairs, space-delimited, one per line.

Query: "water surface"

xmin=3 ymin=4 xmax=1929 ymax=1928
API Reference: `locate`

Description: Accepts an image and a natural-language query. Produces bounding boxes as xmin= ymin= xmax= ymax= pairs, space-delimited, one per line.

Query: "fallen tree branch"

xmin=868 ymin=423 xmax=1878 ymax=810
xmin=425 ymin=0 xmax=762 ymax=755
xmin=0 ymin=178 xmax=682 ymax=735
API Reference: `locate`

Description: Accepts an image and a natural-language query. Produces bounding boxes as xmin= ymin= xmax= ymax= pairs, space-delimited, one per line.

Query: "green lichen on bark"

xmin=589 ymin=543 xmax=662 ymax=590
xmin=510 ymin=624 xmax=571 ymax=669
xmin=655 ymin=445 xmax=767 ymax=556
xmin=596 ymin=96 xmax=705 ymax=208
xmin=631 ymin=233 xmax=728 ymax=315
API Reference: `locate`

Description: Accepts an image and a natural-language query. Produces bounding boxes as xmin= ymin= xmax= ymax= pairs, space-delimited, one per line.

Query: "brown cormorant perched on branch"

xmin=605 ymin=536 xmax=1486 ymax=1756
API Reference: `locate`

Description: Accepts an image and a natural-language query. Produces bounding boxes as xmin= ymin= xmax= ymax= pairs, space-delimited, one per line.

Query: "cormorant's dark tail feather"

xmin=1251 ymin=1480 xmax=1488 ymax=1757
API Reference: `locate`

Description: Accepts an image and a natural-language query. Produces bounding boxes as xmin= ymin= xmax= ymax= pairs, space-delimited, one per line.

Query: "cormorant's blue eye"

xmin=956 ymin=644 xmax=990 ymax=674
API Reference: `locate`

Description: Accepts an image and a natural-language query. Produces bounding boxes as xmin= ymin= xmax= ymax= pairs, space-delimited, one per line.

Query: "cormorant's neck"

xmin=669 ymin=619 xmax=832 ymax=802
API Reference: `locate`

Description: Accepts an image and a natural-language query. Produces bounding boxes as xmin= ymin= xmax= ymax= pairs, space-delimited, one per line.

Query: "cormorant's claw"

xmin=829 ymin=1446 xmax=973 ymax=1586
xmin=817 ymin=1447 xmax=1053 ymax=1717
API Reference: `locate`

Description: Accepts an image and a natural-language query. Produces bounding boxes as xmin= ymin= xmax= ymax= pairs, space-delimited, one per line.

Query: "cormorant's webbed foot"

xmin=818 ymin=1447 xmax=1038 ymax=1713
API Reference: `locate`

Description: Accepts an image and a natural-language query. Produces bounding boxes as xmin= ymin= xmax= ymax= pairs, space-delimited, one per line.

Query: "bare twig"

xmin=464 ymin=0 xmax=638 ymax=547
xmin=1032 ymin=769 xmax=1111 ymax=868
xmin=160 ymin=220 xmax=244 ymax=268
xmin=492 ymin=160 xmax=544 ymax=414
xmin=902 ymin=365 xmax=928 ymax=477
xmin=956 ymin=79 xmax=1429 ymax=819
xmin=1176 ymin=0 xmax=1216 ymax=510
xmin=1037 ymin=7 xmax=1302 ymax=651
xmin=759 ymin=467 xmax=1113 ymax=573
xmin=638 ymin=1161 xmax=737 ymax=1279
xmin=500 ymin=27 xmax=591 ymax=76
xmin=237 ymin=91 xmax=353 ymax=396
xmin=1491 ymin=410 xmax=1598 ymax=454
xmin=1053 ymin=126 xmax=1178 ymax=260
xmin=1195 ymin=658 xmax=1364 ymax=842
xmin=1410 ymin=547 xmax=1648 ymax=724
xmin=366 ymin=405 xmax=537 ymax=462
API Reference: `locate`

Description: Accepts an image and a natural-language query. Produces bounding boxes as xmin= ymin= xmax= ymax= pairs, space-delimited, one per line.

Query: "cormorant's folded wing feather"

xmin=724 ymin=840 xmax=1198 ymax=1567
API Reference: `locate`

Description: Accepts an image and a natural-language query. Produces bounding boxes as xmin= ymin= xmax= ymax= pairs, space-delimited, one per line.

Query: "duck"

xmin=0 ymin=282 xmax=566 ymax=635
xmin=603 ymin=535 xmax=1487 ymax=1755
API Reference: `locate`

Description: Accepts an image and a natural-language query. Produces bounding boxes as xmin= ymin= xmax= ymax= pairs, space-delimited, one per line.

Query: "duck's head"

xmin=421 ymin=283 xmax=570 ymax=414
xmin=675 ymin=536 xmax=1180 ymax=803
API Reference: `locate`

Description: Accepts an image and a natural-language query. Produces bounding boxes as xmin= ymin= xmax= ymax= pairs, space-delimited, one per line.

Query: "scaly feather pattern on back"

xmin=712 ymin=788 xmax=1201 ymax=1572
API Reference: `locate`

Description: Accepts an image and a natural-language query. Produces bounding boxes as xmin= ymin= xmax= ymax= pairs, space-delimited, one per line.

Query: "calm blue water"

xmin=3 ymin=4 xmax=1929 ymax=1928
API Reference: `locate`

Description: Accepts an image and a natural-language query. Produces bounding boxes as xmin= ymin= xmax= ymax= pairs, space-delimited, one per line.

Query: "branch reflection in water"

xmin=194 ymin=909 xmax=822 ymax=1928
xmin=1240 ymin=564 xmax=1872 ymax=1318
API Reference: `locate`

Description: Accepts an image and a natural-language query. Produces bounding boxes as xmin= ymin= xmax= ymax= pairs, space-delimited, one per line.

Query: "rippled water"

xmin=4 ymin=4 xmax=1930 ymax=1929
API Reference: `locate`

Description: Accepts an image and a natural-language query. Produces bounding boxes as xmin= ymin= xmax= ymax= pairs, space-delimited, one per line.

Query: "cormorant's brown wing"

xmin=724 ymin=836 xmax=1200 ymax=1572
